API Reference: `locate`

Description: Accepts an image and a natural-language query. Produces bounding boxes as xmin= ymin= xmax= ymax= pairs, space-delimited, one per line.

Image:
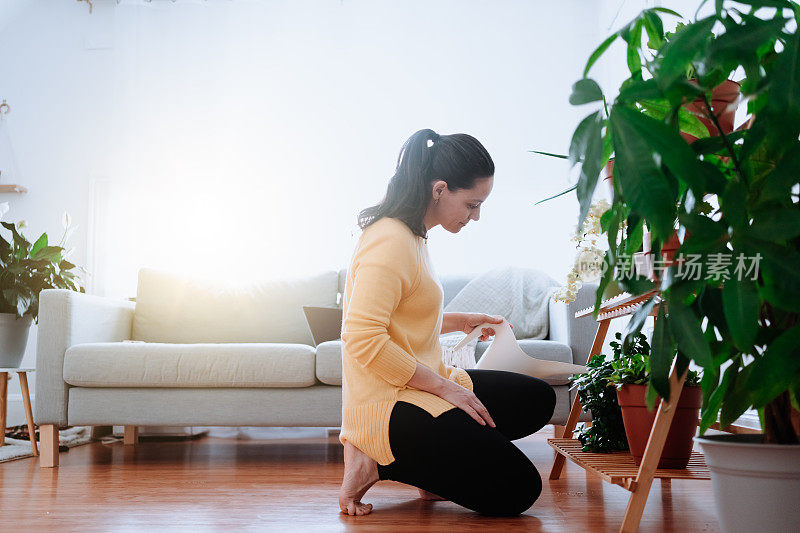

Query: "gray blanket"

xmin=444 ymin=266 xmax=559 ymax=339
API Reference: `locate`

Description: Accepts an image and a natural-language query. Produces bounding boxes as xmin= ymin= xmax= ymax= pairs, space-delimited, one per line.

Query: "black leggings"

xmin=377 ymin=369 xmax=556 ymax=516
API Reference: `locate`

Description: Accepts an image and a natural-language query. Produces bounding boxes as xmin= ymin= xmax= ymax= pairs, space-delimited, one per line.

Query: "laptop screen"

xmin=302 ymin=305 xmax=344 ymax=347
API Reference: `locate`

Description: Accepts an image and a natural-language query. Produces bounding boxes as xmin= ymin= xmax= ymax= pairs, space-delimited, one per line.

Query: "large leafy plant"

xmin=0 ymin=205 xmax=85 ymax=321
xmin=563 ymin=0 xmax=800 ymax=445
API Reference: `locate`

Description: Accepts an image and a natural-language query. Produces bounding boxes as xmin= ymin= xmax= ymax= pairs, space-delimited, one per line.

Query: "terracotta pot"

xmin=659 ymin=229 xmax=682 ymax=265
xmin=616 ymin=383 xmax=702 ymax=469
xmin=680 ymin=79 xmax=741 ymax=144
xmin=639 ymin=228 xmax=692 ymax=282
xmin=603 ymin=159 xmax=614 ymax=183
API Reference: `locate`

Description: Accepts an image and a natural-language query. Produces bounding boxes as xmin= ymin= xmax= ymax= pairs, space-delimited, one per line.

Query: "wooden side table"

xmin=0 ymin=367 xmax=38 ymax=456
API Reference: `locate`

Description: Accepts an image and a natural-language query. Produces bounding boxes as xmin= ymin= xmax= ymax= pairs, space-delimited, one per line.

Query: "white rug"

xmin=0 ymin=426 xmax=92 ymax=464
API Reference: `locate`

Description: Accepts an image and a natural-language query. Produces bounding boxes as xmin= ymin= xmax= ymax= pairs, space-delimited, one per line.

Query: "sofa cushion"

xmin=132 ymin=268 xmax=339 ymax=344
xmin=316 ymin=340 xmax=344 ymax=386
xmin=63 ymin=342 xmax=317 ymax=388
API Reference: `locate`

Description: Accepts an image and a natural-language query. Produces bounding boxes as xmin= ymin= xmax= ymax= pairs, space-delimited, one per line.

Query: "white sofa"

xmin=34 ymin=267 xmax=599 ymax=468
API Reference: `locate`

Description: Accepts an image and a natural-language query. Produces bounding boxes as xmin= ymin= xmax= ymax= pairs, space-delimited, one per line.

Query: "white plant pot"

xmin=695 ymin=434 xmax=800 ymax=533
xmin=0 ymin=313 xmax=33 ymax=368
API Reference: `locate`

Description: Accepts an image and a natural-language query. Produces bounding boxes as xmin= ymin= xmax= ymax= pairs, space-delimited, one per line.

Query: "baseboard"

xmin=3 ymin=394 xmax=32 ymax=427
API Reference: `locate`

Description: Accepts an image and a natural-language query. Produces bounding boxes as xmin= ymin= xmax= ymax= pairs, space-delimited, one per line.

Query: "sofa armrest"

xmin=547 ymin=283 xmax=600 ymax=366
xmin=35 ymin=289 xmax=136 ymax=426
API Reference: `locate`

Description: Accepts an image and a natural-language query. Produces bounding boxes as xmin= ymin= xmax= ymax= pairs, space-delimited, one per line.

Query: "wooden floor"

xmin=0 ymin=427 xmax=720 ymax=532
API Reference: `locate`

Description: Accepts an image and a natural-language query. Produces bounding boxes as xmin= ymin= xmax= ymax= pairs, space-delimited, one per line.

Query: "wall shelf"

xmin=0 ymin=184 xmax=27 ymax=193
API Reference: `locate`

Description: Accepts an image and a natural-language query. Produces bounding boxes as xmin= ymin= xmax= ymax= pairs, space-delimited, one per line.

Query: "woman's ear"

xmin=432 ymin=180 xmax=447 ymax=199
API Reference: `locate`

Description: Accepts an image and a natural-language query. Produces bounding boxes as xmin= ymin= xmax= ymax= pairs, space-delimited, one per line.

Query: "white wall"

xmin=1 ymin=0 xmax=685 ymax=425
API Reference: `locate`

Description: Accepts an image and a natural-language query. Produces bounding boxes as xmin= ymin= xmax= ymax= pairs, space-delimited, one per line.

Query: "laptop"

xmin=302 ymin=305 xmax=344 ymax=347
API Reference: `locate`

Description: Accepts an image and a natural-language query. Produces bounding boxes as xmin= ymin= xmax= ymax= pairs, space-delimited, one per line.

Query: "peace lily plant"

xmin=0 ymin=203 xmax=85 ymax=367
xmin=540 ymin=1 xmax=799 ymax=531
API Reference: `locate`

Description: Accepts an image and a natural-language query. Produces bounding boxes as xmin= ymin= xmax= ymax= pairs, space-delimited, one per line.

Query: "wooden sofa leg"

xmin=40 ymin=424 xmax=59 ymax=468
xmin=553 ymin=424 xmax=566 ymax=438
xmin=123 ymin=425 xmax=139 ymax=445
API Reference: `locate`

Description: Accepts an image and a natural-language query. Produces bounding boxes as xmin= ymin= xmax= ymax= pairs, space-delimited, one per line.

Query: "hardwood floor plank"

xmin=0 ymin=428 xmax=720 ymax=532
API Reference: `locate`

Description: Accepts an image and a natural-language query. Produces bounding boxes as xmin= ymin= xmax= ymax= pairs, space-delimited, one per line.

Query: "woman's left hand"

xmin=460 ymin=313 xmax=512 ymax=342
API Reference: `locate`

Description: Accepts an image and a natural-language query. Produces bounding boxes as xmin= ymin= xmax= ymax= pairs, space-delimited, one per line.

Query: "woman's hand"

xmin=460 ymin=313 xmax=512 ymax=341
xmin=434 ymin=378 xmax=496 ymax=428
xmin=405 ymin=363 xmax=495 ymax=428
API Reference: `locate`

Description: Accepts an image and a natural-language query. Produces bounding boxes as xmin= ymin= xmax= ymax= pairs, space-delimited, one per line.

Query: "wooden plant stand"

xmin=547 ymin=291 xmax=753 ymax=532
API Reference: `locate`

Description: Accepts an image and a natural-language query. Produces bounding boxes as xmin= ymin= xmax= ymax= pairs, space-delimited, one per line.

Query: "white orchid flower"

xmin=0 ymin=202 xmax=8 ymax=220
xmin=62 ymin=211 xmax=72 ymax=229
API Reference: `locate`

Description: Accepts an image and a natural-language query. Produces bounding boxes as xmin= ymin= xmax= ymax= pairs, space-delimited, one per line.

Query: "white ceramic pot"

xmin=0 ymin=313 xmax=33 ymax=368
xmin=695 ymin=434 xmax=800 ymax=533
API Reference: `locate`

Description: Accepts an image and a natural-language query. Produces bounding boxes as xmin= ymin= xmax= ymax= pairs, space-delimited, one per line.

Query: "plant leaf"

xmin=30 ymin=233 xmax=47 ymax=257
xmin=609 ymin=107 xmax=676 ymax=240
xmin=613 ymin=105 xmax=708 ymax=195
xmin=650 ymin=302 xmax=675 ymax=401
xmin=656 ymin=16 xmax=716 ymax=91
xmin=529 ymin=150 xmax=568 ymax=159
xmin=569 ymin=78 xmax=604 ymax=105
xmin=748 ymin=208 xmax=800 ymax=241
xmin=744 ymin=324 xmax=800 ymax=408
xmin=575 ymin=112 xmax=604 ymax=230
xmin=700 ymin=361 xmax=737 ymax=434
xmin=584 ymin=33 xmax=618 ymax=77
xmin=534 ymin=184 xmax=577 ymax=205
xmin=668 ymin=302 xmax=713 ymax=367
xmin=623 ymin=296 xmax=657 ymax=350
xmin=722 ymin=278 xmax=759 ymax=351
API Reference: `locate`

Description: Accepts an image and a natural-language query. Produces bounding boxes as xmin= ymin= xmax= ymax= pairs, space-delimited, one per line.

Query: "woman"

xmin=338 ymin=129 xmax=556 ymax=517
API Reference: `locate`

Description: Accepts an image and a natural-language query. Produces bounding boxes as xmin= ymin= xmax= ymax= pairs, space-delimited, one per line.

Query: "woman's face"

xmin=428 ymin=176 xmax=494 ymax=233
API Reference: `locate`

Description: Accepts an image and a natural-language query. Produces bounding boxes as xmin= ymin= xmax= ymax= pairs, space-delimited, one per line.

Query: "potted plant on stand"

xmin=0 ymin=203 xmax=85 ymax=367
xmin=607 ymin=331 xmax=703 ymax=469
xmin=558 ymin=1 xmax=800 ymax=531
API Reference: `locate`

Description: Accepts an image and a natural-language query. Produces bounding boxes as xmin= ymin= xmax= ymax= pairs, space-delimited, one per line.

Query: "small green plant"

xmin=0 ymin=205 xmax=86 ymax=321
xmin=571 ymin=350 xmax=629 ymax=453
xmin=607 ymin=331 xmax=701 ymax=389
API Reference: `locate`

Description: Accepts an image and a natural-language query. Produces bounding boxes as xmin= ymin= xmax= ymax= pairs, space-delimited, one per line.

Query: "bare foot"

xmin=339 ymin=441 xmax=379 ymax=515
xmin=418 ymin=488 xmax=446 ymax=501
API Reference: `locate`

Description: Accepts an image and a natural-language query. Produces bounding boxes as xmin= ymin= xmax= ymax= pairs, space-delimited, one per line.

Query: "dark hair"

xmin=357 ymin=129 xmax=494 ymax=239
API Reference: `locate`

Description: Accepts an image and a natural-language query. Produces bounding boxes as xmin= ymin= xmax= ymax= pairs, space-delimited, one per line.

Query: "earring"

xmin=434 ymin=198 xmax=439 ymax=205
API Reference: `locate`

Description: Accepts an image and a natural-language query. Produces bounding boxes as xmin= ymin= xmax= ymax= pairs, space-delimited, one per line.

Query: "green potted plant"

xmin=558 ymin=1 xmax=800 ymax=531
xmin=607 ymin=331 xmax=703 ymax=469
xmin=570 ymin=346 xmax=629 ymax=454
xmin=0 ymin=203 xmax=86 ymax=367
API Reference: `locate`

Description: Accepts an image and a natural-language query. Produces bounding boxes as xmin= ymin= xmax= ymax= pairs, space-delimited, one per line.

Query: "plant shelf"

xmin=550 ymin=289 xmax=748 ymax=532
xmin=547 ymin=438 xmax=709 ymax=491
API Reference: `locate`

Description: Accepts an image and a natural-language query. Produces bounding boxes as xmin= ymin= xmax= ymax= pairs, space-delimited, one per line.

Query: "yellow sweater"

xmin=339 ymin=216 xmax=474 ymax=466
